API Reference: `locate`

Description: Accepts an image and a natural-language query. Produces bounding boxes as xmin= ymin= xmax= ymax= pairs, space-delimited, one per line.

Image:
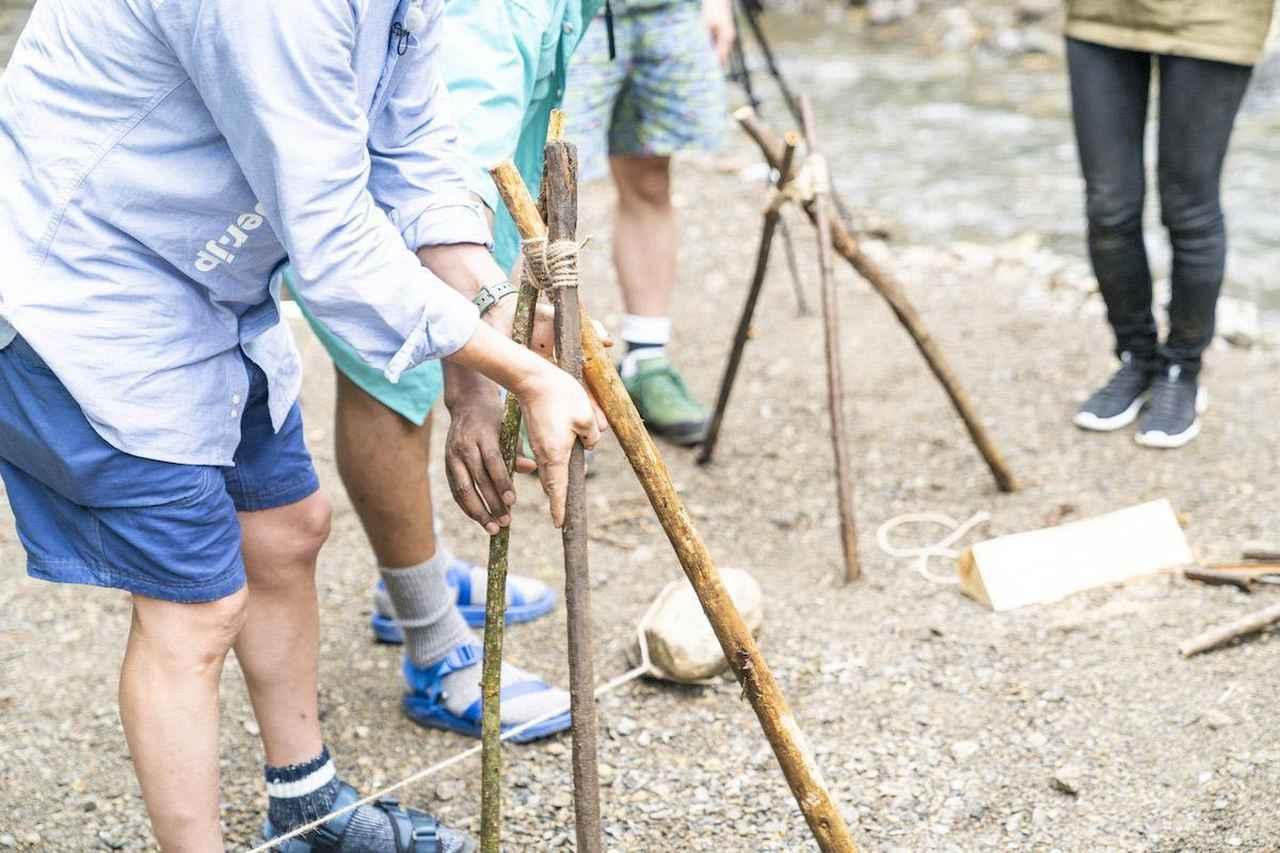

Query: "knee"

xmin=1158 ymin=178 xmax=1223 ymax=239
xmin=1085 ymin=183 xmax=1144 ymax=238
xmin=133 ymin=590 xmax=248 ymax=672
xmin=615 ymin=158 xmax=672 ymax=210
xmin=242 ymin=494 xmax=332 ymax=588
xmin=283 ymin=493 xmax=332 ymax=567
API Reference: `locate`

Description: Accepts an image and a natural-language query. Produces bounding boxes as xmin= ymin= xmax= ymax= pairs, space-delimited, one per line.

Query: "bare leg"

xmin=611 ymin=155 xmax=679 ymax=318
xmin=120 ymin=589 xmax=249 ymax=852
xmin=334 ymin=371 xmax=439 ymax=568
xmin=233 ymin=492 xmax=332 ymax=767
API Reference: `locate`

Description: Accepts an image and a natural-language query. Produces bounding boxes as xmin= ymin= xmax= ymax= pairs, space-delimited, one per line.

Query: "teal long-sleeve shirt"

xmin=444 ymin=0 xmax=606 ymax=272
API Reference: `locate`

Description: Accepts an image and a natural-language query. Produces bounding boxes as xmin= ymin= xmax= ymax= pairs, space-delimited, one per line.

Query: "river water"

xmin=747 ymin=12 xmax=1280 ymax=317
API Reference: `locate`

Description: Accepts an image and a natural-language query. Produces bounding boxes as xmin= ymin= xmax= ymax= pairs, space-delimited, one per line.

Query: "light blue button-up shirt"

xmin=0 ymin=0 xmax=489 ymax=466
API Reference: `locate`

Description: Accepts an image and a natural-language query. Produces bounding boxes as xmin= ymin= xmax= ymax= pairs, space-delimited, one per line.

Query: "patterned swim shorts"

xmin=563 ymin=1 xmax=728 ymax=181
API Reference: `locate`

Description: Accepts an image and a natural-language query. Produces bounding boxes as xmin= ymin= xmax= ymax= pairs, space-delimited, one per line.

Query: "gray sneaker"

xmin=1074 ymin=353 xmax=1156 ymax=432
xmin=1135 ymin=365 xmax=1208 ymax=449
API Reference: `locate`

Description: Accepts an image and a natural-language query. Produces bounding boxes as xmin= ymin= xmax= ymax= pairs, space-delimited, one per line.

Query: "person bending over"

xmin=1068 ymin=1 xmax=1271 ymax=448
xmin=0 ymin=1 xmax=601 ymax=850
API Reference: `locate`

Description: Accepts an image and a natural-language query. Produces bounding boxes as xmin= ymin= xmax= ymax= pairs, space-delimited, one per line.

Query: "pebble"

xmin=1050 ymin=765 xmax=1082 ymax=796
xmin=614 ymin=717 xmax=637 ymax=737
xmin=0 ymin=835 xmax=13 ymax=848
xmin=950 ymin=740 xmax=980 ymax=761
xmin=1202 ymin=709 xmax=1235 ymax=731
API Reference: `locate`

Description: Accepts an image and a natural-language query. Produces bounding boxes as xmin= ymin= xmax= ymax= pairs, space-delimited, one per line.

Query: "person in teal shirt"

xmin=289 ymin=0 xmax=605 ymax=750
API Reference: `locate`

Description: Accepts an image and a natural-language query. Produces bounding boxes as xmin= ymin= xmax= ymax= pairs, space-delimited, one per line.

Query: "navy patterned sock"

xmin=265 ymin=747 xmax=394 ymax=850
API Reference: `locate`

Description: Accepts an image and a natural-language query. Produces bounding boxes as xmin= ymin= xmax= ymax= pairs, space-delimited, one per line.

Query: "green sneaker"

xmin=622 ymin=353 xmax=708 ymax=446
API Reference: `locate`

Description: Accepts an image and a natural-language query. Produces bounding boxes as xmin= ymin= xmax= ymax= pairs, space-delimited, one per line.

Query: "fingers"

xmin=514 ymin=456 xmax=538 ymax=475
xmin=479 ymin=437 xmax=518 ymax=510
xmin=591 ymin=318 xmax=613 ymax=348
xmin=538 ymin=452 xmax=569 ymax=528
xmin=446 ymin=453 xmax=501 ymax=536
xmin=466 ymin=445 xmax=512 ymax=529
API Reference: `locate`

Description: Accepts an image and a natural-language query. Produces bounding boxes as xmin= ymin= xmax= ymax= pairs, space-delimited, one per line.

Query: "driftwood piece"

xmin=490 ymin=165 xmax=860 ymax=853
xmin=800 ymin=97 xmax=861 ymax=584
xmin=542 ymin=137 xmax=604 ymax=853
xmin=697 ymin=132 xmax=800 ymax=467
xmin=735 ymin=106 xmax=1018 ymax=494
xmin=478 ymin=178 xmax=542 ymax=853
xmin=1180 ymin=600 xmax=1280 ymax=657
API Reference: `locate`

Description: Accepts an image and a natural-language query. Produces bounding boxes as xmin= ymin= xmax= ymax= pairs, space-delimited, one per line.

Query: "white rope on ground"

xmin=875 ymin=511 xmax=991 ymax=585
xmin=247 ymin=605 xmax=660 ymax=852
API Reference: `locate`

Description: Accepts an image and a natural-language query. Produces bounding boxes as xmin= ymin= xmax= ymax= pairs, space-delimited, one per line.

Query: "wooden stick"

xmin=542 ymin=139 xmax=604 ymax=853
xmin=491 ymin=166 xmax=861 ymax=853
xmin=736 ymin=106 xmax=1019 ymax=494
xmin=698 ymin=132 xmax=801 ymax=467
xmin=478 ymin=175 xmax=542 ymax=853
xmin=1180 ymin=600 xmax=1280 ymax=657
xmin=800 ymin=98 xmax=861 ymax=584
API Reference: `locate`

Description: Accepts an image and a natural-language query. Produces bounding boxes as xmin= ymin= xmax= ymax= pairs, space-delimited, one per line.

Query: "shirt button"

xmin=563 ymin=21 xmax=574 ymax=33
xmin=230 ymin=408 xmax=239 ymax=419
xmin=232 ymin=394 xmax=242 ymax=404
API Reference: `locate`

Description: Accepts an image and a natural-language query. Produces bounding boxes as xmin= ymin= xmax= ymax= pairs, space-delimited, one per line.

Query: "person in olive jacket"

xmin=1067 ymin=1 xmax=1273 ymax=449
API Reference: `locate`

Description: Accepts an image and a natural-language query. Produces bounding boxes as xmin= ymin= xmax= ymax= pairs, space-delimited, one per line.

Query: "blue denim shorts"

xmin=0 ymin=336 xmax=319 ymax=603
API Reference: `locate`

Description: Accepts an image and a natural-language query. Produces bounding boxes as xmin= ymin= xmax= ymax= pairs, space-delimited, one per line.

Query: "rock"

xmin=0 ymin=834 xmax=13 ymax=848
xmin=434 ymin=780 xmax=461 ymax=802
xmin=629 ymin=568 xmax=764 ymax=684
xmin=1216 ymin=296 xmax=1262 ymax=348
xmin=613 ymin=717 xmax=637 ymax=737
xmin=950 ymin=740 xmax=980 ymax=761
xmin=242 ymin=719 xmax=260 ymax=736
xmin=1017 ymin=0 xmax=1057 ymax=22
xmin=1202 ymin=709 xmax=1236 ymax=731
xmin=1050 ymin=765 xmax=1083 ymax=796
xmin=937 ymin=7 xmax=980 ymax=52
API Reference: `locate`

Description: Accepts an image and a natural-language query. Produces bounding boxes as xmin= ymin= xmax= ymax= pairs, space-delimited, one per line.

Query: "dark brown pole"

xmin=799 ymin=98 xmax=861 ymax=583
xmin=490 ymin=166 xmax=861 ymax=853
xmin=736 ymin=106 xmax=1019 ymax=494
xmin=542 ymin=137 xmax=604 ymax=853
xmin=698 ymin=132 xmax=800 ymax=466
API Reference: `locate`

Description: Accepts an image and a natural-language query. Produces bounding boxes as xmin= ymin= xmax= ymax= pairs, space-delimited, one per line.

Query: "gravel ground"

xmin=3 ymin=4 xmax=1280 ymax=849
xmin=2 ymin=143 xmax=1279 ymax=852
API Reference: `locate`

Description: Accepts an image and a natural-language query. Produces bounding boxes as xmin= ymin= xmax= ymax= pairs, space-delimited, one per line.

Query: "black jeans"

xmin=1066 ymin=37 xmax=1252 ymax=375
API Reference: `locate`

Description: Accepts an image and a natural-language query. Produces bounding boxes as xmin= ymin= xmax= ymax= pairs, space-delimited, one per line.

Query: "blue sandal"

xmin=262 ymin=782 xmax=476 ymax=852
xmin=400 ymin=645 xmax=571 ymax=744
xmin=371 ymin=561 xmax=557 ymax=642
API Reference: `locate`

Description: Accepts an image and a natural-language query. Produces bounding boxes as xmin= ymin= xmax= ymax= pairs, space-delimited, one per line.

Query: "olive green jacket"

xmin=1066 ymin=0 xmax=1275 ymax=67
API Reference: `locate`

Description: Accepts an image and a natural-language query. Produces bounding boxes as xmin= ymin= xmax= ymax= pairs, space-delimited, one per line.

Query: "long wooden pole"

xmin=698 ymin=132 xmax=800 ymax=467
xmin=736 ymin=106 xmax=1019 ymax=494
xmin=542 ymin=137 xmax=605 ymax=853
xmin=489 ymin=163 xmax=860 ymax=853
xmin=478 ymin=262 xmax=541 ymax=853
xmin=800 ymin=97 xmax=861 ymax=583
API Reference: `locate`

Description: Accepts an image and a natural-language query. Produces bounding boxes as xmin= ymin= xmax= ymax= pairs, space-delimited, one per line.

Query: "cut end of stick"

xmin=547 ymin=109 xmax=567 ymax=143
xmin=733 ymin=104 xmax=758 ymax=123
xmin=782 ymin=130 xmax=802 ymax=148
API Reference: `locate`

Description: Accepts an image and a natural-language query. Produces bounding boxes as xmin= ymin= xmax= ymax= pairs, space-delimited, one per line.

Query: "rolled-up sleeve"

xmin=159 ymin=0 xmax=479 ymax=378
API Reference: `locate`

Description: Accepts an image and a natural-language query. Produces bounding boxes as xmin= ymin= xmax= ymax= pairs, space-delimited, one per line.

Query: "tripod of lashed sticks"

xmin=699 ymin=97 xmax=861 ymax=582
xmin=482 ymin=133 xmax=861 ymax=853
xmin=699 ymin=103 xmax=1019 ymax=579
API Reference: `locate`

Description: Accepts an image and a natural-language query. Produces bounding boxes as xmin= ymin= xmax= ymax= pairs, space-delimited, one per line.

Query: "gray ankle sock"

xmin=380 ymin=550 xmax=470 ymax=667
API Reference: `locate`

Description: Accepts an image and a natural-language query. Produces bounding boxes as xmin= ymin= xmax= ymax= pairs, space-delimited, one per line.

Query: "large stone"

xmin=630 ymin=568 xmax=764 ymax=684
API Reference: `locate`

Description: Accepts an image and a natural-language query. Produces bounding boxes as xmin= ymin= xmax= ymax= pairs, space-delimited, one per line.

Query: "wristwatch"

xmin=473 ymin=280 xmax=515 ymax=317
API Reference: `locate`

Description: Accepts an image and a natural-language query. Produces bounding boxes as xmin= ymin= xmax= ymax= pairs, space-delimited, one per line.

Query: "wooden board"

xmin=958 ymin=499 xmax=1193 ymax=611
